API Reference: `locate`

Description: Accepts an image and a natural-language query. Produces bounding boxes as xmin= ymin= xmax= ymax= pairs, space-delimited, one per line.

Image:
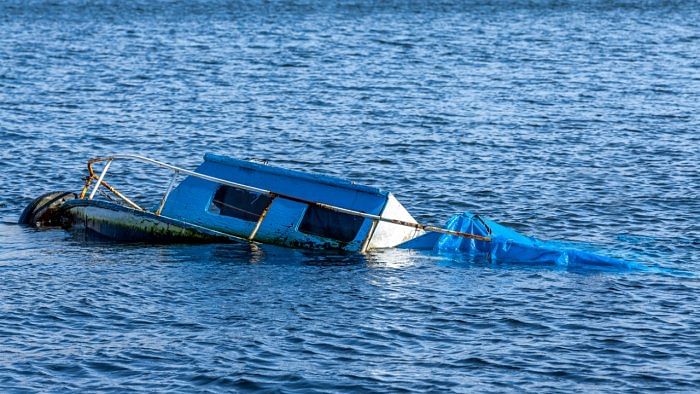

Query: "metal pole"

xmin=155 ymin=171 xmax=179 ymax=216
xmin=88 ymin=159 xmax=112 ymax=200
xmin=312 ymin=202 xmax=491 ymax=242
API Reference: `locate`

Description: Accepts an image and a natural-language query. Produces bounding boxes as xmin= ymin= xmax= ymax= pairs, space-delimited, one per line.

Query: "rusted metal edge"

xmin=248 ymin=194 xmax=276 ymax=241
xmin=359 ymin=219 xmax=379 ymax=253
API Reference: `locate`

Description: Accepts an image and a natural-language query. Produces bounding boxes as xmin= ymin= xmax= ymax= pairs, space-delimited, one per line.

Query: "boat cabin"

xmin=159 ymin=154 xmax=422 ymax=251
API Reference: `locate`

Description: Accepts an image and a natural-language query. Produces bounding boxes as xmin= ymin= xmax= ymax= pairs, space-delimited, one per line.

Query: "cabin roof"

xmin=203 ymin=153 xmax=388 ymax=197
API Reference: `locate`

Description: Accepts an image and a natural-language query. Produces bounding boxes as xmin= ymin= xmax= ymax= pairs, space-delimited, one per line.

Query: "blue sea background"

xmin=1 ymin=0 xmax=698 ymax=392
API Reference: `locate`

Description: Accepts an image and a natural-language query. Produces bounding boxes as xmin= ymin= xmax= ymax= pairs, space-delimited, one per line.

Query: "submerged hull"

xmin=62 ymin=200 xmax=236 ymax=243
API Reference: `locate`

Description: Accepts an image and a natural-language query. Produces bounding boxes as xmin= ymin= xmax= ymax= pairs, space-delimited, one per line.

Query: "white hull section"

xmin=366 ymin=193 xmax=424 ymax=250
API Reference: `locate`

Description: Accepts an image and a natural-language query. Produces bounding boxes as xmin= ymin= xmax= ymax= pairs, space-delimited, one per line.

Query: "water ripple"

xmin=1 ymin=0 xmax=699 ymax=392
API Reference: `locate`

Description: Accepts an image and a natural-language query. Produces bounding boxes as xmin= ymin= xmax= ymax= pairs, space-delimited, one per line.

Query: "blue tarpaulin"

xmin=403 ymin=212 xmax=645 ymax=271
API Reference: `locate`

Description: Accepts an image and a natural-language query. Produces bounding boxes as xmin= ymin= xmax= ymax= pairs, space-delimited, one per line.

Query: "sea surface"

xmin=1 ymin=0 xmax=699 ymax=392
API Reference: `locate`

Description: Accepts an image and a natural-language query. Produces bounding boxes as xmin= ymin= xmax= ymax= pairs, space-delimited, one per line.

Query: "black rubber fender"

xmin=18 ymin=191 xmax=78 ymax=227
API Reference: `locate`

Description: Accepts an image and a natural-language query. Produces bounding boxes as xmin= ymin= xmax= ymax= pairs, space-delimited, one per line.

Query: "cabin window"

xmin=209 ymin=186 xmax=272 ymax=222
xmin=299 ymin=205 xmax=364 ymax=242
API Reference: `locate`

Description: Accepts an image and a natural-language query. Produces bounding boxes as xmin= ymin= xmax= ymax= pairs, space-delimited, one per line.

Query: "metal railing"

xmin=80 ymin=154 xmax=491 ymax=242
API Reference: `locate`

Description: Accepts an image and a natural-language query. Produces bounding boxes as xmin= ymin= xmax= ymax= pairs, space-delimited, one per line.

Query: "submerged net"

xmin=437 ymin=212 xmax=644 ymax=271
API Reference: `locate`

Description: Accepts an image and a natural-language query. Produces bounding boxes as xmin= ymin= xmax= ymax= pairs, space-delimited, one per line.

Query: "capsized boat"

xmin=20 ymin=153 xmax=641 ymax=270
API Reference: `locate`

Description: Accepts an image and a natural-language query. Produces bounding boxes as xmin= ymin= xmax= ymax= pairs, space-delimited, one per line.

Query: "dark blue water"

xmin=1 ymin=1 xmax=699 ymax=392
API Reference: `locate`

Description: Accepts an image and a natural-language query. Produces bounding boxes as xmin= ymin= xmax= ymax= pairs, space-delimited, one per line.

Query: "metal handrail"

xmin=82 ymin=154 xmax=491 ymax=242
